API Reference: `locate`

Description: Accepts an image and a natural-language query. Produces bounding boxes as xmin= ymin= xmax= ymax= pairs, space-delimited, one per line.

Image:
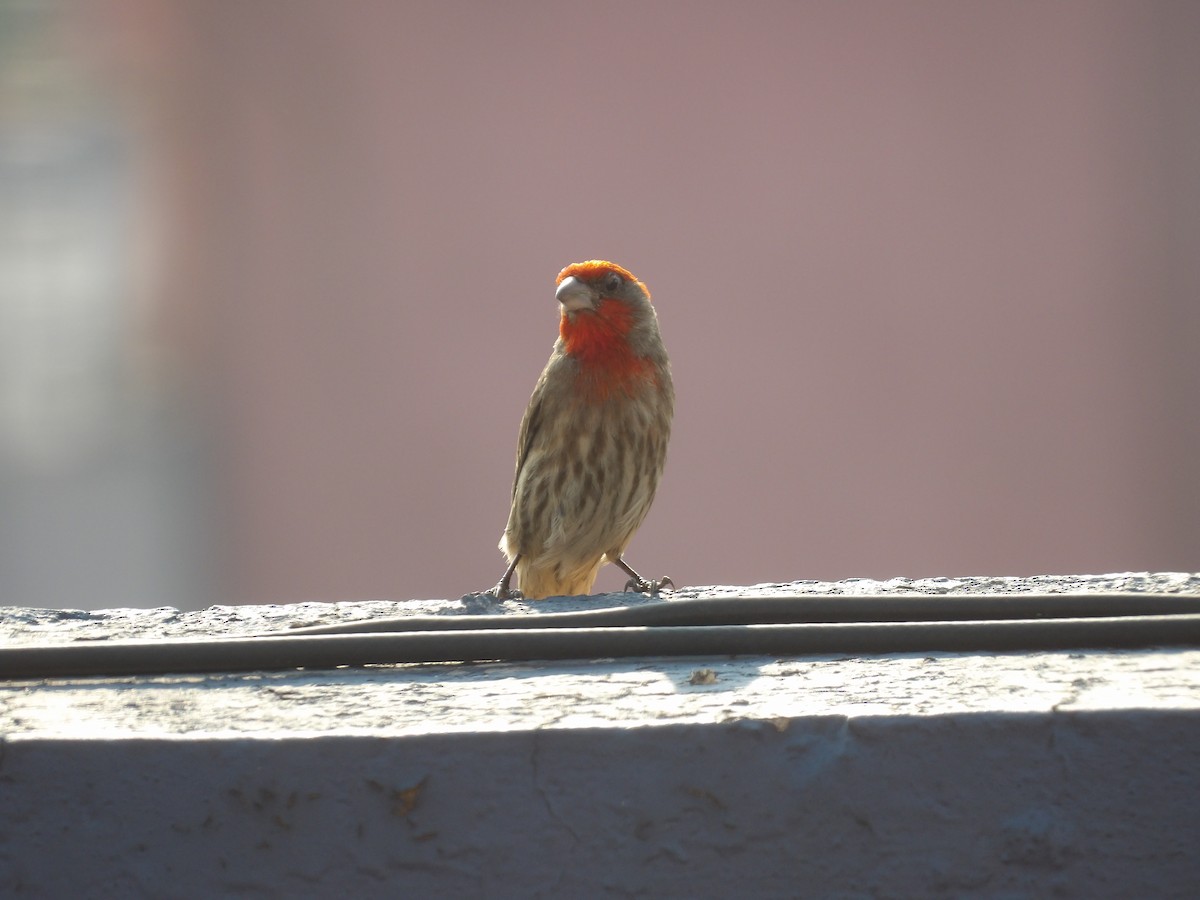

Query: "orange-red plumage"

xmin=556 ymin=260 xmax=646 ymax=294
xmin=560 ymin=299 xmax=655 ymax=400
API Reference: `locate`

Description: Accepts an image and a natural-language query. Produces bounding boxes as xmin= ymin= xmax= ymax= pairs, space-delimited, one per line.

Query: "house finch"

xmin=491 ymin=260 xmax=674 ymax=600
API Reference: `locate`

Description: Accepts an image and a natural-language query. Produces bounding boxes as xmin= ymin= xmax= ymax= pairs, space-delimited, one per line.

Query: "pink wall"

xmin=142 ymin=1 xmax=1200 ymax=604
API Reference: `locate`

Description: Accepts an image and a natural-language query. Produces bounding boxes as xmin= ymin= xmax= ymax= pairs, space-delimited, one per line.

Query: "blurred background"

xmin=1 ymin=0 xmax=1197 ymax=611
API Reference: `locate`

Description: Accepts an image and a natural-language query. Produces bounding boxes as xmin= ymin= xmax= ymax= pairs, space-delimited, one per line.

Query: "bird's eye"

xmin=603 ymin=272 xmax=623 ymax=293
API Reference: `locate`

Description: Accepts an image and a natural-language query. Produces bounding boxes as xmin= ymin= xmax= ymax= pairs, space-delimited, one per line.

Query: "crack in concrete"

xmin=529 ymin=729 xmax=582 ymax=846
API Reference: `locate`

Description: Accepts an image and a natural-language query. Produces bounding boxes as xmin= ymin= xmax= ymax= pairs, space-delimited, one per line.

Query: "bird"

xmin=490 ymin=260 xmax=674 ymax=600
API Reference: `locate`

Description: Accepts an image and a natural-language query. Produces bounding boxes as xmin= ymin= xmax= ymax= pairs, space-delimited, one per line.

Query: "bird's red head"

xmin=554 ymin=260 xmax=659 ymax=389
xmin=555 ymin=260 xmax=651 ymax=302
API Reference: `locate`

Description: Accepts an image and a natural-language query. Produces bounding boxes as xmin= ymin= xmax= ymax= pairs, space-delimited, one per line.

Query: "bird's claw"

xmin=487 ymin=583 xmax=523 ymax=601
xmin=623 ymin=575 xmax=674 ymax=595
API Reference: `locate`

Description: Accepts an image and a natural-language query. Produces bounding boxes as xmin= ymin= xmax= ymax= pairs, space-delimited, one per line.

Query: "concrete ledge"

xmin=3 ymin=573 xmax=1199 ymax=897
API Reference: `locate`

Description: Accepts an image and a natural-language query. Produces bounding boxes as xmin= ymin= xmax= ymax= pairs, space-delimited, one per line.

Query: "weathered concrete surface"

xmin=2 ymin=573 xmax=1199 ymax=898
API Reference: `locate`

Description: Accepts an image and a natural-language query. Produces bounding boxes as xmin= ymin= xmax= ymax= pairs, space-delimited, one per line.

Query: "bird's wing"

xmin=511 ymin=382 xmax=545 ymax=500
xmin=511 ymin=348 xmax=574 ymax=500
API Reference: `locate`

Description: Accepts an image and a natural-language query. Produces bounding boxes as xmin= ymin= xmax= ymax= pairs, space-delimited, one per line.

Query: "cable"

xmin=1 ymin=593 xmax=1199 ymax=679
xmin=278 ymin=592 xmax=1200 ymax=634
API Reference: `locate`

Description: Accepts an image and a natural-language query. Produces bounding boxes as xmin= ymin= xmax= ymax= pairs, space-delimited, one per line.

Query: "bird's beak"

xmin=556 ymin=276 xmax=595 ymax=313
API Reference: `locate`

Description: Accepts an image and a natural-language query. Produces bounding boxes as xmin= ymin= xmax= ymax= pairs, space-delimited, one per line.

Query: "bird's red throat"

xmin=560 ymin=298 xmax=655 ymax=399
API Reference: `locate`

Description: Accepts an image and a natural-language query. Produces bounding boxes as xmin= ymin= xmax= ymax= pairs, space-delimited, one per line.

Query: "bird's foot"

xmin=487 ymin=582 xmax=523 ymax=600
xmin=614 ymin=556 xmax=674 ymax=595
xmin=487 ymin=555 xmax=523 ymax=600
xmin=623 ymin=575 xmax=675 ymax=596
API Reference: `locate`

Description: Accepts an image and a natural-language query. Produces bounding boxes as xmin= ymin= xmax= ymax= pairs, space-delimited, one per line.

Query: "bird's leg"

xmin=488 ymin=555 xmax=523 ymax=600
xmin=614 ymin=557 xmax=674 ymax=595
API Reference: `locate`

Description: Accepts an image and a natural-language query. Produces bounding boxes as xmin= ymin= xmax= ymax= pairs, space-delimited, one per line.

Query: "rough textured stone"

xmin=2 ymin=573 xmax=1199 ymax=897
xmin=4 ymin=570 xmax=1198 ymax=646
